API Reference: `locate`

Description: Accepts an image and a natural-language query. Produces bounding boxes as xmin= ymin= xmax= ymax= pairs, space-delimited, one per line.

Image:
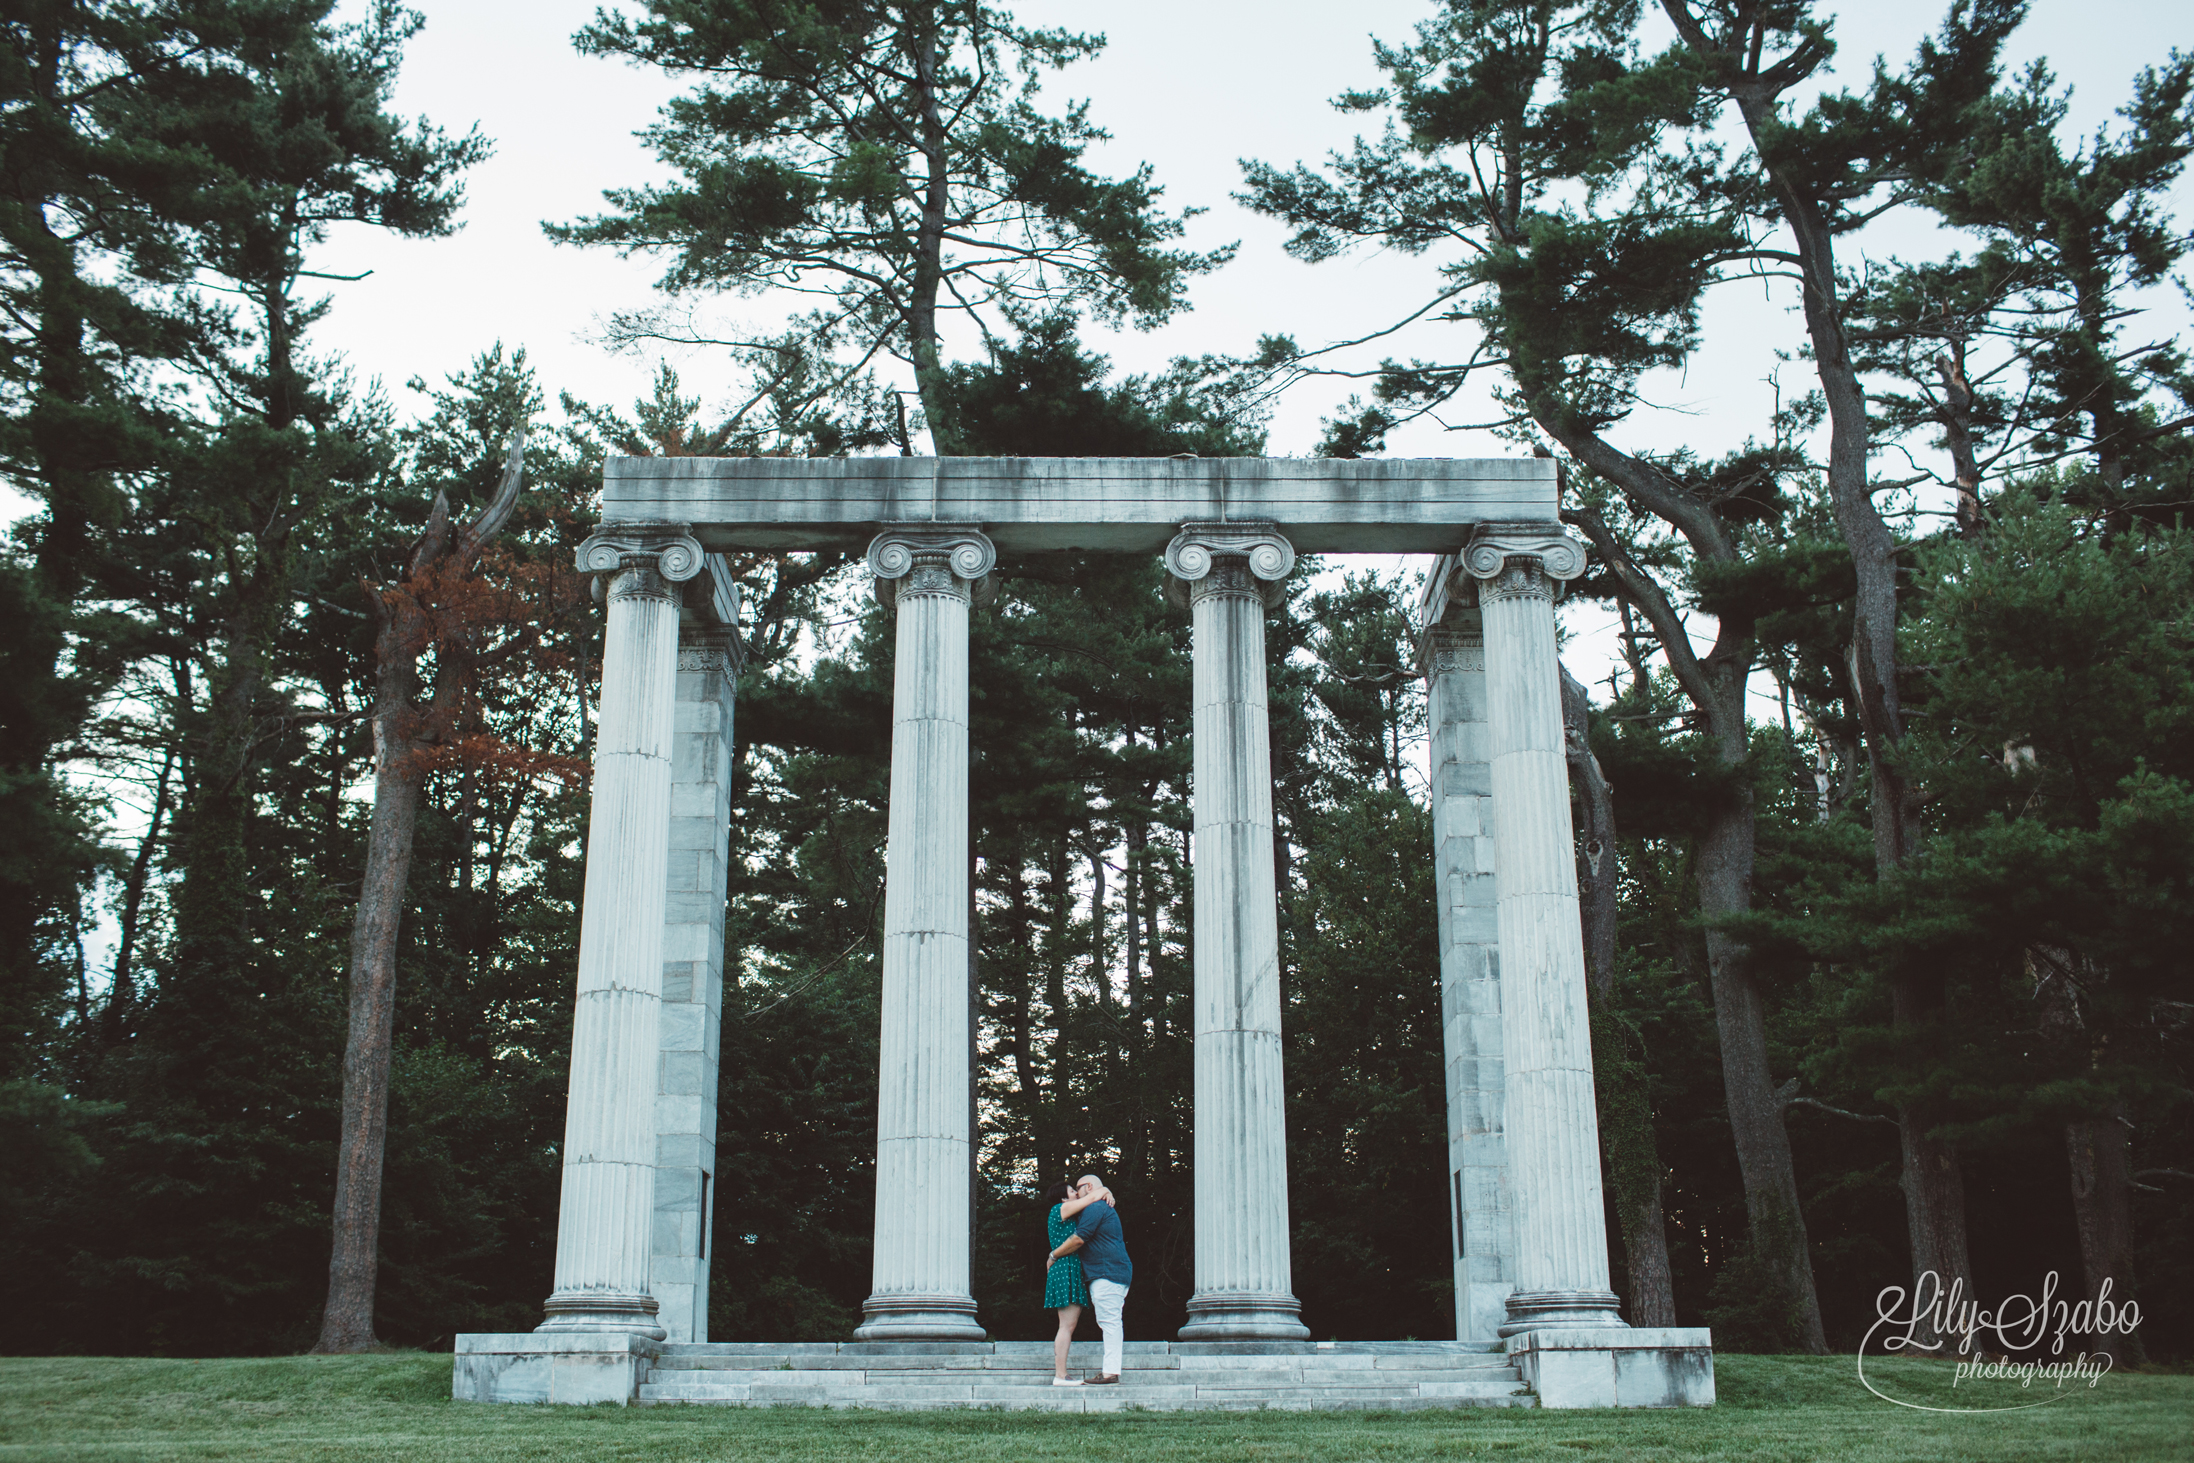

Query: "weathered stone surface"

xmin=1469 ymin=534 xmax=1624 ymax=1335
xmin=652 ymin=627 xmax=738 ymax=1344
xmin=538 ymin=562 xmax=680 ymax=1338
xmin=604 ymin=457 xmax=1557 ymax=554
xmin=1506 ymin=1327 xmax=1715 ymax=1408
xmin=1173 ymin=534 xmax=1307 ymax=1342
xmin=453 ymin=1331 xmax=660 ymax=1406
xmin=628 ymin=1340 xmax=1536 ymax=1411
xmin=857 ymin=530 xmax=987 ymax=1340
xmin=1420 ymin=564 xmax=1515 ymax=1344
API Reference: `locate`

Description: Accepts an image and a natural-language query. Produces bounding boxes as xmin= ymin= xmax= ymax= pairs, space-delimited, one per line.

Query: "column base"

xmin=1178 ymin=1291 xmax=1311 ymax=1341
xmin=454 ymin=1331 xmax=660 ymax=1405
xmin=1507 ymin=1326 xmax=1715 ymax=1407
xmin=1497 ymin=1288 xmax=1626 ymax=1336
xmin=854 ymin=1293 xmax=987 ymax=1341
xmin=538 ymin=1289 xmax=667 ymax=1341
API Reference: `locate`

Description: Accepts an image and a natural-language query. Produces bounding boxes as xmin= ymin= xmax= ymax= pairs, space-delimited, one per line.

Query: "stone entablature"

xmin=603 ymin=456 xmax=1556 ymax=554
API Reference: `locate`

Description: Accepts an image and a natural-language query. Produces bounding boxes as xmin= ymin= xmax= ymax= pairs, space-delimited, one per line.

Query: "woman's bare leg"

xmin=1053 ymin=1305 xmax=1082 ymax=1378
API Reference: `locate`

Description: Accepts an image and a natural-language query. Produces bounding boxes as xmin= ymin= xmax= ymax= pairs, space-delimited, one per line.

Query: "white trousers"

xmin=1088 ymin=1278 xmax=1128 ymax=1377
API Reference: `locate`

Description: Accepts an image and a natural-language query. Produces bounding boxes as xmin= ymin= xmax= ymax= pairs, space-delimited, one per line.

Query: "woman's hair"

xmin=1041 ymin=1181 xmax=1073 ymax=1207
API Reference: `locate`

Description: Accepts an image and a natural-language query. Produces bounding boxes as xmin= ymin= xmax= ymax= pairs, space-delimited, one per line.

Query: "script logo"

xmin=1857 ymin=1271 xmax=2138 ymax=1413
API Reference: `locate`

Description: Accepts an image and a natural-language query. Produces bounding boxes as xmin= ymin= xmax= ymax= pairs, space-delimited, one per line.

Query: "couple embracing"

xmin=1041 ymin=1174 xmax=1132 ymax=1386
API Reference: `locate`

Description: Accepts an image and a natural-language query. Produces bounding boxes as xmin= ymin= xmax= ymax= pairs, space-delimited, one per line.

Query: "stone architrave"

xmin=650 ymin=562 xmax=743 ymax=1346
xmin=1167 ymin=523 xmax=1311 ymax=1342
xmin=1461 ymin=523 xmax=1625 ymax=1335
xmin=1418 ymin=562 xmax=1515 ymax=1343
xmin=536 ymin=528 xmax=706 ymax=1341
xmin=855 ymin=525 xmax=993 ymax=1341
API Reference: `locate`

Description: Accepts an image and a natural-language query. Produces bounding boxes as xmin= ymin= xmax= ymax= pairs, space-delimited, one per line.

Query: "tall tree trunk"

xmin=2065 ymin=1112 xmax=2144 ymax=1367
xmin=1125 ymin=816 xmax=1148 ymax=1038
xmin=314 ymin=441 xmax=523 ymax=1353
xmin=905 ymin=16 xmax=959 ymax=454
xmin=313 ymin=703 xmax=426 ymax=1353
xmin=2032 ymin=946 xmax=2145 ymax=1365
xmin=1709 ymin=16 xmax=1974 ymax=1325
xmin=104 ymin=744 xmax=176 ymax=1044
xmin=1563 ymin=667 xmax=1678 ymax=1329
xmin=1890 ymin=973 xmax=1974 ymax=1345
xmin=1935 ymin=341 xmax=1984 ymax=537
xmin=1006 ymin=871 xmax=1039 ymax=1120
xmin=1086 ymin=844 xmax=1108 ymax=998
xmin=1045 ymin=842 xmax=1070 ymax=1176
xmin=1570 ymin=504 xmax=1829 ymax=1351
xmin=1625 ymin=0 xmax=1983 ymax=1343
xmin=1698 ymin=793 xmax=1828 ymax=1352
xmin=1562 ymin=669 xmax=1619 ymax=985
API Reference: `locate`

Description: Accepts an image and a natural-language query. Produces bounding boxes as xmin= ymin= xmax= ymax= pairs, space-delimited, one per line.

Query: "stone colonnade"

xmin=536 ymin=517 xmax=1622 ymax=1348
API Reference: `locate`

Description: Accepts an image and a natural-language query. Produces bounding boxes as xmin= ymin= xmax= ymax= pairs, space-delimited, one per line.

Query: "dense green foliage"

xmin=1241 ymin=0 xmax=2194 ymax=1357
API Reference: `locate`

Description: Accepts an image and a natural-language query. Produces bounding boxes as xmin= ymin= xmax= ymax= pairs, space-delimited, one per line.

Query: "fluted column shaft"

xmin=1422 ymin=600 xmax=1516 ymax=1342
xmin=1475 ymin=551 xmax=1624 ymax=1335
xmin=857 ymin=529 xmax=992 ymax=1340
xmin=541 ymin=564 xmax=681 ymax=1337
xmin=1169 ymin=524 xmax=1308 ymax=1342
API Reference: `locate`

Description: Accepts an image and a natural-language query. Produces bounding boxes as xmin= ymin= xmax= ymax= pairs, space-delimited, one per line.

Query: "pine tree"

xmin=546 ymin=0 xmax=1230 ymax=452
xmin=1240 ymin=0 xmax=1833 ymax=1349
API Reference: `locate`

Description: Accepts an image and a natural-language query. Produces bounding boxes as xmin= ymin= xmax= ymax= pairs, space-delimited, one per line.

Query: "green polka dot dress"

xmin=1044 ymin=1204 xmax=1090 ymax=1310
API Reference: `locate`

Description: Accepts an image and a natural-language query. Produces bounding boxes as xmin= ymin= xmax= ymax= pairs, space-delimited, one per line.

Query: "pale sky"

xmin=273 ymin=0 xmax=2194 ymax=738
xmin=315 ymin=0 xmax=2193 ymax=457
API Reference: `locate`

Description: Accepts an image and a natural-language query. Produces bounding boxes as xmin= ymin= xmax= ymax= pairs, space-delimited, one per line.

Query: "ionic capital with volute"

xmin=866 ymin=525 xmax=996 ymax=608
xmin=575 ymin=525 xmax=740 ymax=627
xmin=1164 ymin=521 xmax=1295 ymax=606
xmin=1461 ymin=522 xmax=1587 ymax=604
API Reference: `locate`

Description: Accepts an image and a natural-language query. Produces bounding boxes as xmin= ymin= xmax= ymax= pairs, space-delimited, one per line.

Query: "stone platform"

xmin=639 ymin=1340 xmax=1533 ymax=1411
xmin=456 ymin=1332 xmax=1714 ymax=1410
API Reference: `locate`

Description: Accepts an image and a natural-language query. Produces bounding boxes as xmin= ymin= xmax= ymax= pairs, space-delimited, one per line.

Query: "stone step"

xmin=644 ymin=1366 xmax=1520 ymax=1388
xmin=641 ymin=1392 xmax=1533 ymax=1412
xmin=658 ymin=1339 xmax=1503 ymax=1358
xmin=651 ymin=1352 xmax=1518 ymax=1374
xmin=638 ymin=1340 xmax=1536 ymax=1412
xmin=637 ymin=1378 xmax=1533 ymax=1410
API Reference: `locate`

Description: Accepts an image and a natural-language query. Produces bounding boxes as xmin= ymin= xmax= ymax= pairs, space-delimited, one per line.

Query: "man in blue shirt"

xmin=1047 ymin=1173 xmax=1132 ymax=1383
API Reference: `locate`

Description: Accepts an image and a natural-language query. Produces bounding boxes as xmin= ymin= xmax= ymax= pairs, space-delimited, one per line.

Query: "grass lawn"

xmin=0 ymin=1352 xmax=2186 ymax=1462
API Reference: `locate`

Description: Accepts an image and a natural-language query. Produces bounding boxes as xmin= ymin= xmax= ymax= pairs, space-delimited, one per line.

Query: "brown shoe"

xmin=1086 ymin=1373 xmax=1121 ymax=1385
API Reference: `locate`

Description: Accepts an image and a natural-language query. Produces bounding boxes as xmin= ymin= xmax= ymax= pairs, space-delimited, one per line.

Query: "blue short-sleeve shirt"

xmin=1073 ymin=1199 xmax=1133 ymax=1288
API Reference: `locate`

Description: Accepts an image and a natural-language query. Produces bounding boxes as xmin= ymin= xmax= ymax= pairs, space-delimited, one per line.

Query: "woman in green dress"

xmin=1042 ymin=1177 xmax=1115 ymax=1384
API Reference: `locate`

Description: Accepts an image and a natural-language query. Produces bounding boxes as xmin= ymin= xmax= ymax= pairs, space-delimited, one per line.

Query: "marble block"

xmin=453 ymin=1331 xmax=662 ymax=1406
xmin=1506 ymin=1327 xmax=1715 ymax=1408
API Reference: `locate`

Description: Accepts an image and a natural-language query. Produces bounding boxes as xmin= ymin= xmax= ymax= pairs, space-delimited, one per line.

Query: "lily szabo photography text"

xmin=4 ymin=0 xmax=2193 ymax=1458
xmin=1857 ymin=1271 xmax=2145 ymax=1411
xmin=1866 ymin=1270 xmax=2144 ymax=1363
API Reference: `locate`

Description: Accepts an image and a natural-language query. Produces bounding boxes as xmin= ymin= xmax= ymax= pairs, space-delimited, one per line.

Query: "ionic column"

xmin=651 ymin=566 xmax=743 ymax=1346
xmin=541 ymin=529 xmax=709 ymax=1337
xmin=1167 ymin=522 xmax=1309 ymax=1342
xmin=1463 ymin=523 xmax=1625 ymax=1335
xmin=1418 ymin=562 xmax=1514 ymax=1342
xmin=856 ymin=525 xmax=994 ymax=1341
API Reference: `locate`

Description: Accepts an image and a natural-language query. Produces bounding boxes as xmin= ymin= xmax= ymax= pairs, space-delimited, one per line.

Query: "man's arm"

xmin=1049 ymin=1232 xmax=1085 ymax=1262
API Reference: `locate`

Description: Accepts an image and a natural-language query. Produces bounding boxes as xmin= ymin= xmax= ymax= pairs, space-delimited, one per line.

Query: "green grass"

xmin=0 ymin=1353 xmax=2186 ymax=1462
